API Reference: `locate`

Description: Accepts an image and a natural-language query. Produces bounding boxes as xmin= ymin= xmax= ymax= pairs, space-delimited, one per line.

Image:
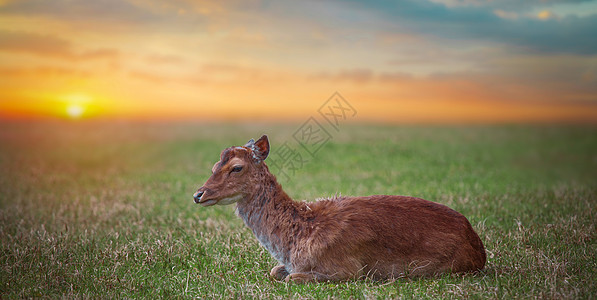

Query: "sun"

xmin=62 ymin=93 xmax=92 ymax=119
xmin=66 ymin=104 xmax=85 ymax=119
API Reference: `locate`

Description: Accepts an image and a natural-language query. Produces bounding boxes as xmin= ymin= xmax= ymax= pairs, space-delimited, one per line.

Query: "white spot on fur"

xmin=255 ymin=233 xmax=286 ymax=265
xmin=252 ymin=152 xmax=260 ymax=162
xmin=235 ymin=205 xmax=290 ymax=269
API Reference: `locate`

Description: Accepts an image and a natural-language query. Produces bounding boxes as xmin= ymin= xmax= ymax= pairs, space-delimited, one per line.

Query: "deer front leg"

xmin=270 ymin=265 xmax=290 ymax=281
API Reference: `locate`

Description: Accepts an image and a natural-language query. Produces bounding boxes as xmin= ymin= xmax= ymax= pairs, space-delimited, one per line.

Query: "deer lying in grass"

xmin=193 ymin=135 xmax=486 ymax=283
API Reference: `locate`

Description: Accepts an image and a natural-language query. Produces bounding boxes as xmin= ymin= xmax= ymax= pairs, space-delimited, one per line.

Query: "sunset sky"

xmin=1 ymin=0 xmax=596 ymax=123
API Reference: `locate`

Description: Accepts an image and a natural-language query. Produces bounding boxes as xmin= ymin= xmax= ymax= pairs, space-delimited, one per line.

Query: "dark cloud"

xmin=341 ymin=0 xmax=597 ymax=54
xmin=476 ymin=0 xmax=594 ymax=12
xmin=471 ymin=14 xmax=597 ymax=55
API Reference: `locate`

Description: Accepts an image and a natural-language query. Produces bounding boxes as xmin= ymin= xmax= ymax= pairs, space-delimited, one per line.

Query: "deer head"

xmin=193 ymin=135 xmax=270 ymax=206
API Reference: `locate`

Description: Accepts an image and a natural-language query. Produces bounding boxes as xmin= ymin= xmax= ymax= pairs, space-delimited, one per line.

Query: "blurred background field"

xmin=0 ymin=121 xmax=595 ymax=298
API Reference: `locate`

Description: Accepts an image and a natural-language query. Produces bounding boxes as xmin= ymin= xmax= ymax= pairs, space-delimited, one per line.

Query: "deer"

xmin=193 ymin=135 xmax=486 ymax=283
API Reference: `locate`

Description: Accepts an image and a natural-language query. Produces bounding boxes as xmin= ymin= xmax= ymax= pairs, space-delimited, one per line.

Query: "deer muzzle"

xmin=193 ymin=191 xmax=204 ymax=204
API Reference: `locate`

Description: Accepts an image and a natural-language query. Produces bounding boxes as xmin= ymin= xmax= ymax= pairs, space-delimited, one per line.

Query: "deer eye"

xmin=231 ymin=165 xmax=243 ymax=173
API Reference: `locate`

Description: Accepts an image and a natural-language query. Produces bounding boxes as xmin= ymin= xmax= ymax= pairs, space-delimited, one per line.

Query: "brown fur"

xmin=193 ymin=135 xmax=486 ymax=283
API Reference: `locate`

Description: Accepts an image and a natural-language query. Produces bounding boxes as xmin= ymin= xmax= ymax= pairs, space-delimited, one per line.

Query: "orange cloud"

xmin=537 ymin=10 xmax=557 ymax=20
xmin=494 ymin=9 xmax=518 ymax=20
xmin=0 ymin=31 xmax=71 ymax=58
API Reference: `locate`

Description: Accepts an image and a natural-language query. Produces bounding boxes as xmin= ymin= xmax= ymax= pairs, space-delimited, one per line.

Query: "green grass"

xmin=1 ymin=121 xmax=595 ymax=298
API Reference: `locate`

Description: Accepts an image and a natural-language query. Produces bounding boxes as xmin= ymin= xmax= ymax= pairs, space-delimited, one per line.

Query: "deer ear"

xmin=244 ymin=138 xmax=255 ymax=148
xmin=253 ymin=135 xmax=270 ymax=161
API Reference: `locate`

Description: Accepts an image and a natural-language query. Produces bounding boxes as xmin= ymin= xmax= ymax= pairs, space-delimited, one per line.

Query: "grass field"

xmin=0 ymin=121 xmax=595 ymax=298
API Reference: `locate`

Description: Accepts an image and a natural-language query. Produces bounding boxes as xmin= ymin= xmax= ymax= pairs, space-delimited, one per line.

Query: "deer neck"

xmin=235 ymin=171 xmax=300 ymax=268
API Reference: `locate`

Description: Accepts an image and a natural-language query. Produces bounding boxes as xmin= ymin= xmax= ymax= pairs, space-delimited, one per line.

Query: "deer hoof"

xmin=270 ymin=265 xmax=289 ymax=281
xmin=284 ymin=273 xmax=315 ymax=284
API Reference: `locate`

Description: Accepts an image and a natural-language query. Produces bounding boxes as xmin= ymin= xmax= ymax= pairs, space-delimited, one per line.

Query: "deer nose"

xmin=193 ymin=191 xmax=204 ymax=204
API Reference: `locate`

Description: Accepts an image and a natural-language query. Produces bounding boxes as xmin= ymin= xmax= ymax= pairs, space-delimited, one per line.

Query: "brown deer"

xmin=193 ymin=135 xmax=486 ymax=283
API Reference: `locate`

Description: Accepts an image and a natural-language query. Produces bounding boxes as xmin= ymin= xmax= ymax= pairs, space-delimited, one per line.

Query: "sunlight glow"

xmin=64 ymin=94 xmax=92 ymax=104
